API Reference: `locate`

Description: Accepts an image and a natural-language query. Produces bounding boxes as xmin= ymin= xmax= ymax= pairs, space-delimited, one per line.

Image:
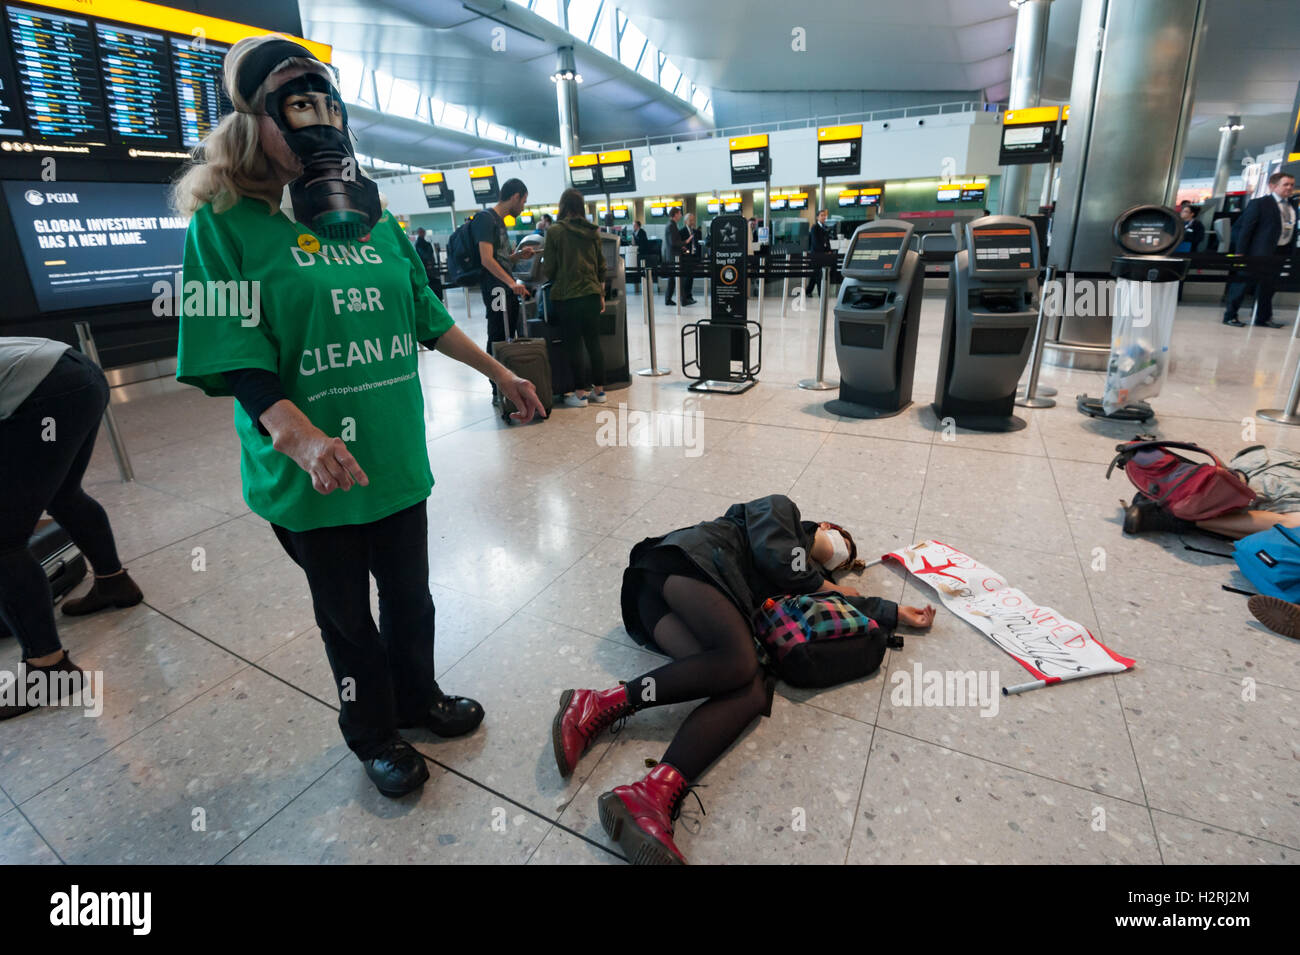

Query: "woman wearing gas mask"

xmin=551 ymin=493 xmax=935 ymax=864
xmin=172 ymin=35 xmax=546 ymax=798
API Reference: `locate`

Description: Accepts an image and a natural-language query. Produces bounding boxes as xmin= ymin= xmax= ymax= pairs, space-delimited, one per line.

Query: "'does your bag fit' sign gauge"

xmin=884 ymin=540 xmax=1135 ymax=694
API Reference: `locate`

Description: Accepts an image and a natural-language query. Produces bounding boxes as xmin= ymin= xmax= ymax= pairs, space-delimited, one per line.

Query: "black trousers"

xmin=480 ymin=276 xmax=525 ymax=346
xmin=272 ymin=501 xmax=438 ymax=758
xmin=1225 ymin=272 xmax=1277 ymax=324
xmin=664 ymin=260 xmax=686 ymax=304
xmin=681 ymin=256 xmax=696 ymax=300
xmin=0 ymin=350 xmax=121 ymax=659
xmin=556 ymin=293 xmax=606 ymax=389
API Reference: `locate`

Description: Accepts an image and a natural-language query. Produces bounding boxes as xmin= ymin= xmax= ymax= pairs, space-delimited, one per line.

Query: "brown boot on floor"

xmin=1247 ymin=595 xmax=1300 ymax=640
xmin=61 ymin=570 xmax=143 ymax=616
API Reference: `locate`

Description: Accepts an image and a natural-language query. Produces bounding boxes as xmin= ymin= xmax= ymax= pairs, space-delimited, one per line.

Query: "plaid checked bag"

xmin=752 ymin=592 xmax=888 ymax=688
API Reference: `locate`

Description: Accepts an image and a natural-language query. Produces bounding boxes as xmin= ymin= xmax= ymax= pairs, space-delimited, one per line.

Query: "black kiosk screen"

xmin=970 ymin=227 xmax=1034 ymax=271
xmin=848 ymin=231 xmax=906 ymax=272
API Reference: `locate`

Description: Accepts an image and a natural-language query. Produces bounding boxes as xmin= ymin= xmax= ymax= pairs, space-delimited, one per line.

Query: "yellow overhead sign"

xmin=729 ymin=134 xmax=769 ymax=150
xmin=567 ymin=154 xmax=599 ymax=167
xmin=468 ymin=166 xmax=496 ymax=178
xmin=1004 ymin=106 xmax=1061 ymax=125
xmin=817 ymin=124 xmax=863 ymax=141
xmin=420 ymin=172 xmax=444 ymax=184
xmin=598 ymin=150 xmax=632 ymax=164
xmin=20 ymin=0 xmax=331 ymax=60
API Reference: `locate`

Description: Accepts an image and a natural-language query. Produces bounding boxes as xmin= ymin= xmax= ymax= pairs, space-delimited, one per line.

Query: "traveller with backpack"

xmin=550 ymin=493 xmax=934 ymax=864
xmin=1116 ymin=440 xmax=1300 ymax=539
xmin=1115 ymin=439 xmax=1300 ymax=638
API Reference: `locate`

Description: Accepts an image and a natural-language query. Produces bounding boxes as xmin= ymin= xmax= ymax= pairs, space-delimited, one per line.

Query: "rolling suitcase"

xmin=491 ymin=299 xmax=553 ymax=423
xmin=0 ymin=520 xmax=87 ymax=638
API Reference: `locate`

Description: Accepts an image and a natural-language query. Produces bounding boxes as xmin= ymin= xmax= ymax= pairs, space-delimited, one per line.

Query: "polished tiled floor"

xmin=3 ymin=283 xmax=1298 ymax=864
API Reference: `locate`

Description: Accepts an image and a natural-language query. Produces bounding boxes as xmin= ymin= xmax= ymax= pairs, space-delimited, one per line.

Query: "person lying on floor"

xmin=1123 ymin=446 xmax=1300 ymax=540
xmin=550 ymin=493 xmax=935 ymax=865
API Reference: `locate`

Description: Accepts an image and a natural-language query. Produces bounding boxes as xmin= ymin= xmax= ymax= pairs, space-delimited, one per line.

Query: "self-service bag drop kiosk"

xmin=932 ymin=215 xmax=1041 ymax=432
xmin=824 ymin=220 xmax=924 ymax=419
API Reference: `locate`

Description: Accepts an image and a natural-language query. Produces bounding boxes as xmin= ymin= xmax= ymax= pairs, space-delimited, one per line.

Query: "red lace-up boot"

xmin=597 ymin=762 xmax=692 ymax=865
xmin=551 ymin=685 xmax=634 ymax=778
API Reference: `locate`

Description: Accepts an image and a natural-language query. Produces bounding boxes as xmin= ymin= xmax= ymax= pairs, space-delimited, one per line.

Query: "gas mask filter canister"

xmin=262 ymin=72 xmax=381 ymax=241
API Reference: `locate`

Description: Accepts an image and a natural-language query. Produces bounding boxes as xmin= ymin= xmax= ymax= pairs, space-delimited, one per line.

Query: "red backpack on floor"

xmin=1107 ymin=438 xmax=1256 ymax=520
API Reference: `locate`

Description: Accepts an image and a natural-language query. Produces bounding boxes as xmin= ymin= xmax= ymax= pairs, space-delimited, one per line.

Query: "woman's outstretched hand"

xmin=899 ymin=604 xmax=936 ymax=629
xmin=498 ymin=373 xmax=547 ymax=423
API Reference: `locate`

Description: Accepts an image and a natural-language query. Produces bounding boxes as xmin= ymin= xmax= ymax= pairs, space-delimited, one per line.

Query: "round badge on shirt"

xmin=297 ymin=233 xmax=321 ymax=254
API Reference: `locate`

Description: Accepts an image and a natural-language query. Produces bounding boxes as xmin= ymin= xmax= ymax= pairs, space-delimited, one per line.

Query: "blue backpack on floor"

xmin=1234 ymin=524 xmax=1300 ymax=601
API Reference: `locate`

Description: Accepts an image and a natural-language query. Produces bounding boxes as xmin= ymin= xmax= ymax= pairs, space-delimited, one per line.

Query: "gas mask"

xmin=237 ymin=40 xmax=381 ymax=241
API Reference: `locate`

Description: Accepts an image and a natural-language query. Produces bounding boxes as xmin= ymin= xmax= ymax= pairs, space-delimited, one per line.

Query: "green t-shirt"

xmin=176 ymin=197 xmax=455 ymax=532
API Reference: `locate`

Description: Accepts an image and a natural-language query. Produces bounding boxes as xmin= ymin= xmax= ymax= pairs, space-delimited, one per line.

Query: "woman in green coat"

xmin=542 ymin=188 xmax=608 ymax=407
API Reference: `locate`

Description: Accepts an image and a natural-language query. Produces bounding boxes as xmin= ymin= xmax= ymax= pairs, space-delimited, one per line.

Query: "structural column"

xmin=1211 ymin=115 xmax=1243 ymax=200
xmin=1044 ymin=0 xmax=1207 ymax=366
xmin=998 ymin=0 xmax=1052 ymax=216
xmin=553 ymin=46 xmax=582 ymax=167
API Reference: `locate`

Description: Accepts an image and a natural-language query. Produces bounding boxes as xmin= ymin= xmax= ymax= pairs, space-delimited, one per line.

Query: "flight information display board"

xmin=969 ymin=224 xmax=1036 ymax=274
xmin=816 ymin=124 xmax=862 ymax=177
xmin=97 ymin=22 xmax=177 ymax=145
xmin=469 ymin=165 xmax=499 ymax=203
xmin=728 ymin=134 xmax=769 ymax=185
xmin=8 ymin=4 xmax=109 ymax=141
xmin=0 ymin=0 xmax=325 ymax=158
xmin=171 ymin=36 xmax=229 ymax=147
xmin=2 ymin=178 xmax=187 ymax=311
xmin=566 ymin=153 xmax=602 ymax=196
xmin=0 ymin=17 xmax=21 ymax=135
xmin=596 ymin=149 xmax=635 ymax=193
xmin=998 ymin=107 xmax=1059 ymax=166
xmin=421 ymin=172 xmax=451 ymax=208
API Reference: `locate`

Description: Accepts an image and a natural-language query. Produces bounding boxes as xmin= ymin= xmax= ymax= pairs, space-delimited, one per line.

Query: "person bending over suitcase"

xmin=0 ymin=337 xmax=144 ymax=720
xmin=171 ymin=35 xmax=545 ymax=798
xmin=551 ymin=493 xmax=934 ymax=864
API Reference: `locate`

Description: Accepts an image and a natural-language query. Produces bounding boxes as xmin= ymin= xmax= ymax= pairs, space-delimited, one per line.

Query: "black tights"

xmin=625 ymin=573 xmax=769 ymax=781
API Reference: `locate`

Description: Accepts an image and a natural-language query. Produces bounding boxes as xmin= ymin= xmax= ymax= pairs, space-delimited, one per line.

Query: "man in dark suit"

xmin=1224 ymin=172 xmax=1296 ymax=327
xmin=806 ymin=208 xmax=833 ymax=297
xmin=663 ymin=207 xmax=687 ymax=306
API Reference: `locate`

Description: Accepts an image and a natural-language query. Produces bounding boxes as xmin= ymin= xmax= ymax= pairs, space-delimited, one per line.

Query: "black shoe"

xmin=664 ymin=300 xmax=675 ymax=307
xmin=682 ymin=298 xmax=698 ymax=306
xmin=1223 ymin=318 xmax=1246 ymax=326
xmin=361 ymin=738 xmax=430 ymax=798
xmin=0 ymin=651 xmax=84 ymax=721
xmin=399 ymin=686 xmax=485 ymax=738
xmin=1122 ymin=494 xmax=1195 ymax=536
xmin=1255 ymin=320 xmax=1285 ymax=328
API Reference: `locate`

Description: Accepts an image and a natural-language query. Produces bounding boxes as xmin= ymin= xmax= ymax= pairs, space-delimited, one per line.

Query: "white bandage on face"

xmin=825 ymin=529 xmax=850 ymax=572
